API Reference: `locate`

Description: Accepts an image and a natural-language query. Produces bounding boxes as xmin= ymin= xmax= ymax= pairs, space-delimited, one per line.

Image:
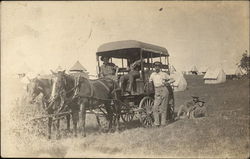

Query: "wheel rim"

xmin=121 ymin=104 xmax=134 ymax=123
xmin=139 ymin=97 xmax=154 ymax=127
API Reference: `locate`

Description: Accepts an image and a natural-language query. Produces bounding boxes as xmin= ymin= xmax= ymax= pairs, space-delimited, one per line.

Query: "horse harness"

xmin=73 ymin=76 xmax=117 ymax=101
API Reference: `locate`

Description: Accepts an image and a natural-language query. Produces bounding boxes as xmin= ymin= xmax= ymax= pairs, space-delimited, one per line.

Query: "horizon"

xmin=1 ymin=1 xmax=249 ymax=77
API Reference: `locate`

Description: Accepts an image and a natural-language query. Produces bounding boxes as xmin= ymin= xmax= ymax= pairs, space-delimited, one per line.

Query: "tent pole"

xmin=140 ymin=49 xmax=145 ymax=82
xmin=167 ymin=56 xmax=170 ymax=74
xmin=151 ymin=53 xmax=153 ymax=70
xmin=97 ymin=55 xmax=100 ymax=77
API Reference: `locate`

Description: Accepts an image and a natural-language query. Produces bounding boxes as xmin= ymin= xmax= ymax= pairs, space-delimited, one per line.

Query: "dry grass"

xmin=2 ymin=75 xmax=249 ymax=158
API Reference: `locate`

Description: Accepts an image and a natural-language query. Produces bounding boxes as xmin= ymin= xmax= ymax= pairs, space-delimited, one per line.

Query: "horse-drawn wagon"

xmin=27 ymin=40 xmax=175 ymax=139
xmin=96 ymin=40 xmax=175 ymax=127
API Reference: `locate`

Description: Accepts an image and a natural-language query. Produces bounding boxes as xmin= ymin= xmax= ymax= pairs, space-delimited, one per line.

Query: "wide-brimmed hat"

xmin=198 ymin=97 xmax=206 ymax=103
xmin=191 ymin=95 xmax=199 ymax=99
xmin=101 ymin=56 xmax=110 ymax=61
xmin=153 ymin=61 xmax=162 ymax=66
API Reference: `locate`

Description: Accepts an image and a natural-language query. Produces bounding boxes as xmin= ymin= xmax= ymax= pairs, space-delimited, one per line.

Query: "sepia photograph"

xmin=1 ymin=1 xmax=249 ymax=158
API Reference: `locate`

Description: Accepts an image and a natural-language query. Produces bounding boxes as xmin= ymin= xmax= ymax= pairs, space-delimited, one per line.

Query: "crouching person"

xmin=189 ymin=99 xmax=207 ymax=118
xmin=176 ymin=95 xmax=200 ymax=119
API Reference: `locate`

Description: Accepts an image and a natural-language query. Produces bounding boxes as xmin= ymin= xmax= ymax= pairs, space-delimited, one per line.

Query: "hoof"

xmin=48 ymin=136 xmax=51 ymax=140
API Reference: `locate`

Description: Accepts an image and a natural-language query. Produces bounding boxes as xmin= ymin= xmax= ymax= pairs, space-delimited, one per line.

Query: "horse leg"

xmin=48 ymin=117 xmax=52 ymax=139
xmin=66 ymin=114 xmax=70 ymax=131
xmin=115 ymin=102 xmax=121 ymax=132
xmin=80 ymin=103 xmax=87 ymax=137
xmin=72 ymin=111 xmax=79 ymax=137
xmin=105 ymin=104 xmax=113 ymax=132
xmin=56 ymin=119 xmax=61 ymax=139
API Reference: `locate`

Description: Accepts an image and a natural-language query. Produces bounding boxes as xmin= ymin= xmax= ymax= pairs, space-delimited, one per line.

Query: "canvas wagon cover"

xmin=96 ymin=40 xmax=169 ymax=58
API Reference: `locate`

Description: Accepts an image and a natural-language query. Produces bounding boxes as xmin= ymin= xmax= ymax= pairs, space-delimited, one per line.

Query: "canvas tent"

xmin=235 ymin=67 xmax=244 ymax=76
xmin=190 ymin=66 xmax=198 ymax=75
xmin=203 ymin=67 xmax=226 ymax=84
xmin=199 ymin=66 xmax=208 ymax=74
xmin=69 ymin=61 xmax=87 ymax=72
xmin=170 ymin=71 xmax=187 ymax=92
xmin=169 ymin=65 xmax=177 ymax=74
xmin=69 ymin=61 xmax=89 ymax=78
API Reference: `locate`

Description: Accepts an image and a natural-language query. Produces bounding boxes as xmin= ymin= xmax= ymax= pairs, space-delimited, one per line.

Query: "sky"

xmin=1 ymin=1 xmax=249 ymax=76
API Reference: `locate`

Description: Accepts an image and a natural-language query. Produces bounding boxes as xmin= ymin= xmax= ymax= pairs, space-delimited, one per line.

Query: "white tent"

xmin=69 ymin=61 xmax=89 ymax=78
xmin=170 ymin=71 xmax=187 ymax=92
xmin=199 ymin=66 xmax=208 ymax=74
xmin=169 ymin=65 xmax=177 ymax=74
xmin=203 ymin=67 xmax=226 ymax=84
xmin=235 ymin=67 xmax=244 ymax=76
xmin=190 ymin=66 xmax=198 ymax=75
xmin=70 ymin=61 xmax=87 ymax=72
xmin=224 ymin=68 xmax=236 ymax=75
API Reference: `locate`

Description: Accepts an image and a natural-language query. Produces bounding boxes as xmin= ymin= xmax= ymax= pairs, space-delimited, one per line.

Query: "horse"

xmin=26 ymin=77 xmax=52 ymax=107
xmin=50 ymin=70 xmax=121 ymax=137
xmin=26 ymin=77 xmax=71 ymax=139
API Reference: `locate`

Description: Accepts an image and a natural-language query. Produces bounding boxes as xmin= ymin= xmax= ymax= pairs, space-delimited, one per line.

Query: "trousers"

xmin=120 ymin=70 xmax=140 ymax=93
xmin=153 ymin=86 xmax=169 ymax=126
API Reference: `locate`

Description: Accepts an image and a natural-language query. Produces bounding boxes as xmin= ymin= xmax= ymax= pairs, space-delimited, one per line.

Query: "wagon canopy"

xmin=96 ymin=40 xmax=169 ymax=59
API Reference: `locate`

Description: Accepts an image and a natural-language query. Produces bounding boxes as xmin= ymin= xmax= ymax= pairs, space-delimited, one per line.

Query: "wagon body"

xmin=96 ymin=40 xmax=175 ymax=127
xmin=96 ymin=40 xmax=170 ymax=94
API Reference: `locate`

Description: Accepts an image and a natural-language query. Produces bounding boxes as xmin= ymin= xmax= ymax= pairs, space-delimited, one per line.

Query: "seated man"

xmin=119 ymin=59 xmax=143 ymax=95
xmin=176 ymin=95 xmax=200 ymax=119
xmin=189 ymin=99 xmax=207 ymax=118
xmin=100 ymin=56 xmax=119 ymax=81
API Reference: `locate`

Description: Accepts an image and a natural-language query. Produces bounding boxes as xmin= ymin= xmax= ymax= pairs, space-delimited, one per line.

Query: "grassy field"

xmin=2 ymin=75 xmax=249 ymax=158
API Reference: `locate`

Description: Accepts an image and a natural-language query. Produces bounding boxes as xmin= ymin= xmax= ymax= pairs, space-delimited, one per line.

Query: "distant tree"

xmin=239 ymin=50 xmax=250 ymax=75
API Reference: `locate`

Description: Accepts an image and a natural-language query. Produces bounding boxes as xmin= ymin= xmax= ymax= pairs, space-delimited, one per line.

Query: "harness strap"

xmin=85 ymin=79 xmax=94 ymax=98
xmin=97 ymin=80 xmax=110 ymax=92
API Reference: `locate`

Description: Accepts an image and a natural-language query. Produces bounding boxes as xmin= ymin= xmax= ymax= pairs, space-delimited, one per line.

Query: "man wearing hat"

xmin=100 ymin=56 xmax=119 ymax=81
xmin=176 ymin=95 xmax=201 ymax=119
xmin=149 ymin=61 xmax=172 ymax=127
xmin=189 ymin=98 xmax=207 ymax=118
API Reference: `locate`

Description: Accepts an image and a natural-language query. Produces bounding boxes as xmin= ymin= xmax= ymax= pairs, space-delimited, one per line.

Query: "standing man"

xmin=149 ymin=61 xmax=172 ymax=127
xmin=100 ymin=56 xmax=119 ymax=81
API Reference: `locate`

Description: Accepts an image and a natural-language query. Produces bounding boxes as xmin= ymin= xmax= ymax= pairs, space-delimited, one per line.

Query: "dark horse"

xmin=50 ymin=70 xmax=121 ymax=137
xmin=26 ymin=77 xmax=71 ymax=139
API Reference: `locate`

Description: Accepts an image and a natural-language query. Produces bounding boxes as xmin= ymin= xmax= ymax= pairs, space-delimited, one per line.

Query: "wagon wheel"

xmin=139 ymin=96 xmax=154 ymax=127
xmin=96 ymin=114 xmax=110 ymax=132
xmin=120 ymin=103 xmax=134 ymax=123
xmin=168 ymin=96 xmax=175 ymax=121
xmin=94 ymin=106 xmax=110 ymax=132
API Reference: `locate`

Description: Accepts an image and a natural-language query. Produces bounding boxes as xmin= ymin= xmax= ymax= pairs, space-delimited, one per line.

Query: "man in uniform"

xmin=100 ymin=56 xmax=119 ymax=81
xmin=176 ymin=95 xmax=200 ymax=119
xmin=149 ymin=61 xmax=173 ymax=127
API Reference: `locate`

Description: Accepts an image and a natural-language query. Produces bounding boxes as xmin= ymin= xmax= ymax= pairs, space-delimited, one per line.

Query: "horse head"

xmin=50 ymin=70 xmax=67 ymax=100
xmin=26 ymin=77 xmax=43 ymax=104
